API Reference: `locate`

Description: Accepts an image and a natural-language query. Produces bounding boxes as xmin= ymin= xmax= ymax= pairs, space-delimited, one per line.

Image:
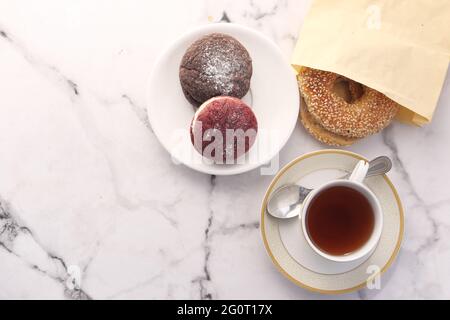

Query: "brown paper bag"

xmin=292 ymin=0 xmax=450 ymax=126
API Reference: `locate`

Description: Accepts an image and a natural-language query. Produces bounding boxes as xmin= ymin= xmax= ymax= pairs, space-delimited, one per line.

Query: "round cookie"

xmin=190 ymin=96 xmax=258 ymax=162
xmin=180 ymin=33 xmax=252 ymax=107
xmin=298 ymin=67 xmax=399 ymax=139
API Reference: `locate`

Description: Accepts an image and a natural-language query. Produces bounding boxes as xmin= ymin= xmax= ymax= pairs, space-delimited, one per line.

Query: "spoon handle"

xmin=366 ymin=156 xmax=392 ymax=178
xmin=295 ymin=157 xmax=392 ymax=204
xmin=298 ymin=186 xmax=312 ymax=204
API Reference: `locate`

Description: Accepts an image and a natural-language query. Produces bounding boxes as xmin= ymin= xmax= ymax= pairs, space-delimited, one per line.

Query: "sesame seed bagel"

xmin=300 ymin=100 xmax=358 ymax=147
xmin=298 ymin=67 xmax=399 ymax=139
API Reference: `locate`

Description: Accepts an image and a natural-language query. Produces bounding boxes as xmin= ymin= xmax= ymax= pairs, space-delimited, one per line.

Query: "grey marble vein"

xmin=220 ymin=11 xmax=231 ymax=23
xmin=192 ymin=175 xmax=216 ymax=300
xmin=67 ymin=79 xmax=79 ymax=95
xmin=105 ymin=249 xmax=194 ymax=299
xmin=382 ymin=127 xmax=440 ymax=255
xmin=0 ymin=198 xmax=91 ymax=300
xmin=122 ymin=93 xmax=154 ymax=132
xmin=0 ymin=27 xmax=171 ymax=229
xmin=249 ymin=1 xmax=280 ymax=20
xmin=211 ymin=221 xmax=260 ymax=237
xmin=0 ymin=25 xmax=80 ymax=99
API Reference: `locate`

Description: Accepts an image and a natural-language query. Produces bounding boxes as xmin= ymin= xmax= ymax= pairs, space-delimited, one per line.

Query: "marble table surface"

xmin=1 ymin=0 xmax=449 ymax=300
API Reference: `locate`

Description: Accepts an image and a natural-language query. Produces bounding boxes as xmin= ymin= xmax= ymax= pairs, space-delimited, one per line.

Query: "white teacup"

xmin=300 ymin=160 xmax=383 ymax=263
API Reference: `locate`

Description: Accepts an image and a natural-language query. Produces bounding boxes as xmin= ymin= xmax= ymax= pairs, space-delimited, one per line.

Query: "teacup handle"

xmin=348 ymin=160 xmax=369 ymax=184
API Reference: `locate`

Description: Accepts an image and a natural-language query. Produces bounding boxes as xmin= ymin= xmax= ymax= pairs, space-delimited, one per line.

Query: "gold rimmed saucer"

xmin=260 ymin=149 xmax=404 ymax=294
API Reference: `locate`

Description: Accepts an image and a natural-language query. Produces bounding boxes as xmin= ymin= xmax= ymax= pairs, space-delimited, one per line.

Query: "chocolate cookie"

xmin=180 ymin=33 xmax=252 ymax=107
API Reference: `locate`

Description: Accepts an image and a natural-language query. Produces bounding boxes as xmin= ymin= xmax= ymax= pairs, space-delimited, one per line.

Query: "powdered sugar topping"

xmin=200 ymin=36 xmax=249 ymax=94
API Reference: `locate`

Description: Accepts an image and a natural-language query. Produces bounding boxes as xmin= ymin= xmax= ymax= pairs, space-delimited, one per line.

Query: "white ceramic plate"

xmin=261 ymin=150 xmax=404 ymax=294
xmin=146 ymin=23 xmax=299 ymax=175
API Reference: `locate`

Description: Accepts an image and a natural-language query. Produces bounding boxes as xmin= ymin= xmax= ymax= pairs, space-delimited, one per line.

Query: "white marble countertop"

xmin=0 ymin=0 xmax=449 ymax=300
